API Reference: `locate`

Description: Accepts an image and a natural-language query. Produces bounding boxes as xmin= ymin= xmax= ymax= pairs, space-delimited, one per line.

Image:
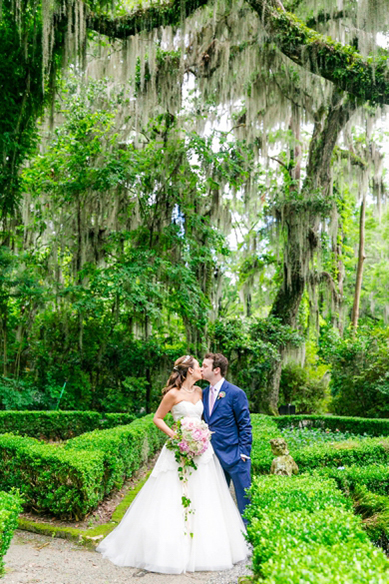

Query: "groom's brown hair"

xmin=204 ymin=353 xmax=228 ymax=377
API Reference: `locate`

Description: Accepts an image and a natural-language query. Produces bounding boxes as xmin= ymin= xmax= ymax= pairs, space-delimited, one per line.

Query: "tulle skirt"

xmin=96 ymin=443 xmax=249 ymax=574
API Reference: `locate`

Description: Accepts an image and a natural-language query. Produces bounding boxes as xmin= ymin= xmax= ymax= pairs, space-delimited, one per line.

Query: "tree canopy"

xmin=0 ymin=0 xmax=389 ymax=415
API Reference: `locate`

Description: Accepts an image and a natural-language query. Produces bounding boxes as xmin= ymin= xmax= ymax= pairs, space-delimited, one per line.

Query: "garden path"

xmin=3 ymin=531 xmax=252 ymax=584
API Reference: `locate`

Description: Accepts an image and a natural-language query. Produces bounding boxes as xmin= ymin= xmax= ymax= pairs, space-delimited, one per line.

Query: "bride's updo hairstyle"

xmin=162 ymin=355 xmax=195 ymax=395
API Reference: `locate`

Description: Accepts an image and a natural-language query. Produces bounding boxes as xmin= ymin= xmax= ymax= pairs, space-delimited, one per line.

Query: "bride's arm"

xmin=153 ymin=391 xmax=177 ymax=438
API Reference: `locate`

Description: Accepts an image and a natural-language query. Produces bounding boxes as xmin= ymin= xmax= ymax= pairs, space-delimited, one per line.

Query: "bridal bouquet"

xmin=167 ymin=417 xmax=213 ymax=470
xmin=166 ymin=417 xmax=213 ymax=532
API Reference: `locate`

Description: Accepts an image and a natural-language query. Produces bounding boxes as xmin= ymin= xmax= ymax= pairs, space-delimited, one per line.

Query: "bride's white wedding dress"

xmin=96 ymin=400 xmax=249 ymax=574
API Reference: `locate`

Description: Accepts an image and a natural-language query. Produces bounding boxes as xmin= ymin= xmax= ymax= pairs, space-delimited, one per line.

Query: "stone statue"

xmin=270 ymin=438 xmax=299 ymax=476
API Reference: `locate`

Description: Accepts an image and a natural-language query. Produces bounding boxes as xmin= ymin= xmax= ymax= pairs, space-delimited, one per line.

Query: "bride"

xmin=97 ymin=354 xmax=249 ymax=574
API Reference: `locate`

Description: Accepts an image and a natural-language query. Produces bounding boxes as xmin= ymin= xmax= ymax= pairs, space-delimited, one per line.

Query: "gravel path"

xmin=3 ymin=531 xmax=252 ymax=584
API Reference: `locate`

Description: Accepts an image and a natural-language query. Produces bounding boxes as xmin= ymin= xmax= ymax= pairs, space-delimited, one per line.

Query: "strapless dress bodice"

xmin=171 ymin=400 xmax=203 ymax=422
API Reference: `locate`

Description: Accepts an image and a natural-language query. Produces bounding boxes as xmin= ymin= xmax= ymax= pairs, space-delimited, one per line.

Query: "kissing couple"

xmin=97 ymin=353 xmax=253 ymax=574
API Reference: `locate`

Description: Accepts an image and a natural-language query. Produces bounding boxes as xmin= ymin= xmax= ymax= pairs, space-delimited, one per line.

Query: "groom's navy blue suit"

xmin=203 ymin=380 xmax=252 ymax=523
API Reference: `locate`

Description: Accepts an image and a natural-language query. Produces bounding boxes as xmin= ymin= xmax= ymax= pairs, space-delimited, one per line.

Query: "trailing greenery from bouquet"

xmin=166 ymin=417 xmax=212 ymax=534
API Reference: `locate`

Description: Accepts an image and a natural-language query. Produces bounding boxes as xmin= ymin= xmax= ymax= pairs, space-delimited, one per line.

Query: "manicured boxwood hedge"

xmin=0 ymin=490 xmax=23 ymax=576
xmin=275 ymin=414 xmax=389 ymax=437
xmin=251 ymin=414 xmax=389 ymax=475
xmin=0 ymin=433 xmax=106 ymax=520
xmin=251 ymin=414 xmax=280 ymax=474
xmin=65 ymin=414 xmax=170 ymax=494
xmin=313 ymin=464 xmax=389 ymax=497
xmin=0 ymin=414 xmax=166 ymax=520
xmin=291 ymin=437 xmax=389 ymax=472
xmin=245 ymin=475 xmax=389 ymax=583
xmin=0 ymin=411 xmax=135 ymax=440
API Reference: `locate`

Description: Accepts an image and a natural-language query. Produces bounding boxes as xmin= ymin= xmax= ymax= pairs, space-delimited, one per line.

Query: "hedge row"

xmin=0 ymin=491 xmax=23 ymax=576
xmin=275 ymin=415 xmax=389 ymax=437
xmin=245 ymin=475 xmax=389 ymax=583
xmin=0 ymin=411 xmax=135 ymax=440
xmin=0 ymin=415 xmax=165 ymax=520
xmin=250 ymin=414 xmax=389 ymax=475
xmin=65 ymin=415 xmax=170 ymax=495
xmin=313 ymin=464 xmax=389 ymax=497
xmin=250 ymin=414 xmax=280 ymax=474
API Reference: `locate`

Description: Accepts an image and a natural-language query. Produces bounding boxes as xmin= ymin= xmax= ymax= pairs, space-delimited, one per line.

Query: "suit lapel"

xmin=210 ymin=380 xmax=227 ymax=418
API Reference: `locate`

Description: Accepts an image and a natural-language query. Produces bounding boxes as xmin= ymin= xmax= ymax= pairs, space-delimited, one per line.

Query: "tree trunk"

xmin=351 ymin=195 xmax=366 ymax=332
xmin=262 ymin=92 xmax=358 ymax=415
xmin=2 ymin=313 xmax=7 ymax=376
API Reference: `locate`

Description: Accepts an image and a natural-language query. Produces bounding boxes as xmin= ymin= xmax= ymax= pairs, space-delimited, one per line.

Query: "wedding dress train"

xmin=96 ymin=400 xmax=249 ymax=574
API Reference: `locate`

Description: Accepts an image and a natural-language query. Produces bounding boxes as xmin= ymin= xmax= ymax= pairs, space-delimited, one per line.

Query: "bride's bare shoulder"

xmin=166 ymin=388 xmax=180 ymax=402
xmin=194 ymin=386 xmax=203 ymax=396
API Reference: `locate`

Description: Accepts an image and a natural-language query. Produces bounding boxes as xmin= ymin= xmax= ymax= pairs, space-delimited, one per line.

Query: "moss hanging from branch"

xmin=245 ymin=0 xmax=389 ymax=105
xmin=86 ymin=0 xmax=211 ymax=39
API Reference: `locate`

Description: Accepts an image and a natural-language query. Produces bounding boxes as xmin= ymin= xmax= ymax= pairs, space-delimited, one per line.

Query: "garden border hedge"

xmin=0 ymin=414 xmax=166 ymax=520
xmin=0 ymin=490 xmax=23 ymax=576
xmin=275 ymin=414 xmax=389 ymax=437
xmin=251 ymin=414 xmax=389 ymax=475
xmin=0 ymin=410 xmax=135 ymax=440
xmin=246 ymin=475 xmax=389 ymax=583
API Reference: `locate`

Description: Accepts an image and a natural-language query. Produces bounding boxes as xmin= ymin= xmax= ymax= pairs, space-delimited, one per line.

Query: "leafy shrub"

xmin=0 ymin=434 xmax=105 ymax=520
xmin=293 ymin=437 xmax=389 ymax=472
xmin=0 ymin=410 xmax=134 ymax=440
xmin=0 ymin=377 xmax=42 ymax=410
xmin=319 ymin=325 xmax=389 ymax=418
xmin=98 ymin=377 xmax=149 ymax=413
xmin=251 ymin=414 xmax=389 ymax=474
xmin=0 ymin=490 xmax=23 ymax=576
xmin=276 ymin=414 xmax=389 ymax=437
xmin=280 ymin=426 xmax=363 ymax=450
xmin=0 ymin=414 xmax=165 ymax=519
xmin=245 ymin=475 xmax=389 ymax=583
xmin=208 ymin=317 xmax=303 ymax=412
xmin=279 ymin=361 xmax=329 ymax=414
xmin=66 ymin=414 xmax=168 ymax=494
xmin=312 ymin=464 xmax=389 ymax=497
xmin=250 ymin=414 xmax=280 ymax=474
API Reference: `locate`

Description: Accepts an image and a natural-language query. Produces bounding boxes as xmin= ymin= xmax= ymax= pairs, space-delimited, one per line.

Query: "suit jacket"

xmin=203 ymin=380 xmax=252 ymax=469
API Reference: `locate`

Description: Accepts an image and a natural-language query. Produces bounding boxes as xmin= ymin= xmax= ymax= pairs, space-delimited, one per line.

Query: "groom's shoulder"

xmin=223 ymin=380 xmax=246 ymax=396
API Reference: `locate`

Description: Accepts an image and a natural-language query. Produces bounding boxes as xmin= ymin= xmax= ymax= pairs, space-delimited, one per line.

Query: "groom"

xmin=201 ymin=353 xmax=252 ymax=523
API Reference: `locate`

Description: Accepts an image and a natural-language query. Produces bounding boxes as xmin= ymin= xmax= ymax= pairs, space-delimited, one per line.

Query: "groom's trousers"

xmin=223 ymin=458 xmax=251 ymax=525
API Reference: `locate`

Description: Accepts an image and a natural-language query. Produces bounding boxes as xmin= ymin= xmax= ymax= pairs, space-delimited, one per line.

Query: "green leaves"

xmin=246 ymin=474 xmax=389 ymax=583
xmin=0 ymin=490 xmax=23 ymax=575
xmin=0 ymin=413 xmax=165 ymax=519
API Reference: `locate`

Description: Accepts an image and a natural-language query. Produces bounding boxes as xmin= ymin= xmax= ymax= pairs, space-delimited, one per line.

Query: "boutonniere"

xmin=217 ymin=391 xmax=226 ymax=400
